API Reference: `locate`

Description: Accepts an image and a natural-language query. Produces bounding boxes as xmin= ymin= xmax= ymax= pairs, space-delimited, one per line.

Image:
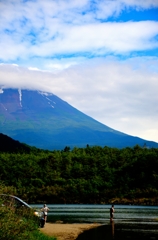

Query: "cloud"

xmin=0 ymin=20 xmax=158 ymax=64
xmin=0 ymin=0 xmax=158 ymax=143
xmin=0 ymin=56 xmax=158 ymax=142
xmin=0 ymin=0 xmax=158 ymax=65
xmin=1 ymin=0 xmax=158 ymax=26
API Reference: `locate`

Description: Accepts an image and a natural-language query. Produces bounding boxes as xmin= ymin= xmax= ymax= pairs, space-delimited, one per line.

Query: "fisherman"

xmin=41 ymin=204 xmax=49 ymax=222
xmin=110 ymin=205 xmax=114 ymax=221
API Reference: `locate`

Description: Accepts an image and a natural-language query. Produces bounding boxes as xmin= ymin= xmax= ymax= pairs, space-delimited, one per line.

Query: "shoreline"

xmin=40 ymin=223 xmax=101 ymax=240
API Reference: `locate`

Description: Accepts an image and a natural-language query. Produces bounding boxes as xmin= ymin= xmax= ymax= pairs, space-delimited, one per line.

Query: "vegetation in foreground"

xmin=0 ymin=144 xmax=158 ymax=205
xmin=0 ymin=184 xmax=56 ymax=240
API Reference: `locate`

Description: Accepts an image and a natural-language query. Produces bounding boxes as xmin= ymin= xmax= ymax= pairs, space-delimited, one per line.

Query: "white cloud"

xmin=0 ymin=0 xmax=158 ymax=64
xmin=0 ymin=56 xmax=158 ymax=142
xmin=121 ymin=0 xmax=158 ymax=9
xmin=1 ymin=0 xmax=157 ymax=26
xmin=0 ymin=20 xmax=158 ymax=63
xmin=0 ymin=0 xmax=158 ymax=143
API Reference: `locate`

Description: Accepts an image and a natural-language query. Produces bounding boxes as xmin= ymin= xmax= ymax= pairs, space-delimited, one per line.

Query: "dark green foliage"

xmin=0 ymin=144 xmax=158 ymax=204
xmin=0 ymin=193 xmax=56 ymax=240
xmin=0 ymin=133 xmax=32 ymax=153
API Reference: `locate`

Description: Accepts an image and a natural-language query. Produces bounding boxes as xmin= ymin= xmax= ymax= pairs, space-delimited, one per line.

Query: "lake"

xmin=31 ymin=204 xmax=158 ymax=239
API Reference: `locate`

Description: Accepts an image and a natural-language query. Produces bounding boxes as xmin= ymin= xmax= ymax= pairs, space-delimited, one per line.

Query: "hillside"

xmin=0 ymin=88 xmax=158 ymax=150
xmin=0 ymin=133 xmax=31 ymax=153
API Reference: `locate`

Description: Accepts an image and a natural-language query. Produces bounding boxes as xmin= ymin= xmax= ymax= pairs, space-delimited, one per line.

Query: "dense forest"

xmin=0 ymin=142 xmax=158 ymax=205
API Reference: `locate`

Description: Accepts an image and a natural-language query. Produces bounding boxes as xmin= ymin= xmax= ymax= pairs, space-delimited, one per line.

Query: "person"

xmin=40 ymin=213 xmax=45 ymax=228
xmin=110 ymin=205 xmax=114 ymax=221
xmin=41 ymin=204 xmax=49 ymax=222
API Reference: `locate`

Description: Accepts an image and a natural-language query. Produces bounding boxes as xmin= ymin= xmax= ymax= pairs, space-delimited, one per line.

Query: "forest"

xmin=0 ymin=143 xmax=158 ymax=205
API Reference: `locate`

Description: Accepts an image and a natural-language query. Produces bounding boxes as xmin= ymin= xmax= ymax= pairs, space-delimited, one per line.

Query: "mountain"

xmin=0 ymin=133 xmax=31 ymax=153
xmin=0 ymin=88 xmax=158 ymax=150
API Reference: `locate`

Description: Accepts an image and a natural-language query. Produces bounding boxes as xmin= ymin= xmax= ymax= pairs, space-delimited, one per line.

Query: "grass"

xmin=0 ymin=201 xmax=56 ymax=240
xmin=31 ymin=231 xmax=57 ymax=240
xmin=0 ymin=183 xmax=56 ymax=240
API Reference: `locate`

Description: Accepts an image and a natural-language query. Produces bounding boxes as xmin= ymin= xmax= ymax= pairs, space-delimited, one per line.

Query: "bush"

xmin=0 ymin=183 xmax=56 ymax=240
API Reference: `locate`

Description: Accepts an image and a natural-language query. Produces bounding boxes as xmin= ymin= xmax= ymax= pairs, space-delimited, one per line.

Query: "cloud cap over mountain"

xmin=1 ymin=88 xmax=158 ymax=150
xmin=0 ymin=0 xmax=158 ymax=143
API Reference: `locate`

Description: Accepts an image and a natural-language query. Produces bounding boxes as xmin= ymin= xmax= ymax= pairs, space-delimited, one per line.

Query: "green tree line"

xmin=0 ymin=145 xmax=158 ymax=205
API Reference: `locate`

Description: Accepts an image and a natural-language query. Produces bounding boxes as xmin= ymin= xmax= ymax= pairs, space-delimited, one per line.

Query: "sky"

xmin=0 ymin=0 xmax=158 ymax=143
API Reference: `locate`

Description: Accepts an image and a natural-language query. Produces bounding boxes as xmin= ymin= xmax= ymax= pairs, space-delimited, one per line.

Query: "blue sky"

xmin=0 ymin=0 xmax=158 ymax=143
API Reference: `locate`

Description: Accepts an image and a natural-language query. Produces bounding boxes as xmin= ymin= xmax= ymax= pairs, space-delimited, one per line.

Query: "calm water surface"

xmin=31 ymin=204 xmax=158 ymax=239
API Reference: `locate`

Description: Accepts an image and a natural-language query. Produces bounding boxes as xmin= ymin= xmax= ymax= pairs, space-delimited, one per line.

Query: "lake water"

xmin=31 ymin=204 xmax=158 ymax=239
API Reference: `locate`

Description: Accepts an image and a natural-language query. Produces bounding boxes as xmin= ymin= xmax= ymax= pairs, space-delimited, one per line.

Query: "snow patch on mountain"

xmin=48 ymin=102 xmax=55 ymax=108
xmin=38 ymin=91 xmax=53 ymax=97
xmin=39 ymin=91 xmax=56 ymax=108
xmin=46 ymin=97 xmax=51 ymax=102
xmin=1 ymin=103 xmax=7 ymax=111
xmin=18 ymin=89 xmax=22 ymax=107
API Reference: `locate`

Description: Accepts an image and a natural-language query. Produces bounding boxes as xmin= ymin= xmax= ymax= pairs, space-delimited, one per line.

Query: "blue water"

xmin=31 ymin=204 xmax=158 ymax=224
xmin=31 ymin=204 xmax=158 ymax=239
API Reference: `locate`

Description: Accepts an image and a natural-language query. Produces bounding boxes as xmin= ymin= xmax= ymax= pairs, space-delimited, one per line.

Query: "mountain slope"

xmin=0 ymin=88 xmax=157 ymax=149
xmin=0 ymin=133 xmax=31 ymax=153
